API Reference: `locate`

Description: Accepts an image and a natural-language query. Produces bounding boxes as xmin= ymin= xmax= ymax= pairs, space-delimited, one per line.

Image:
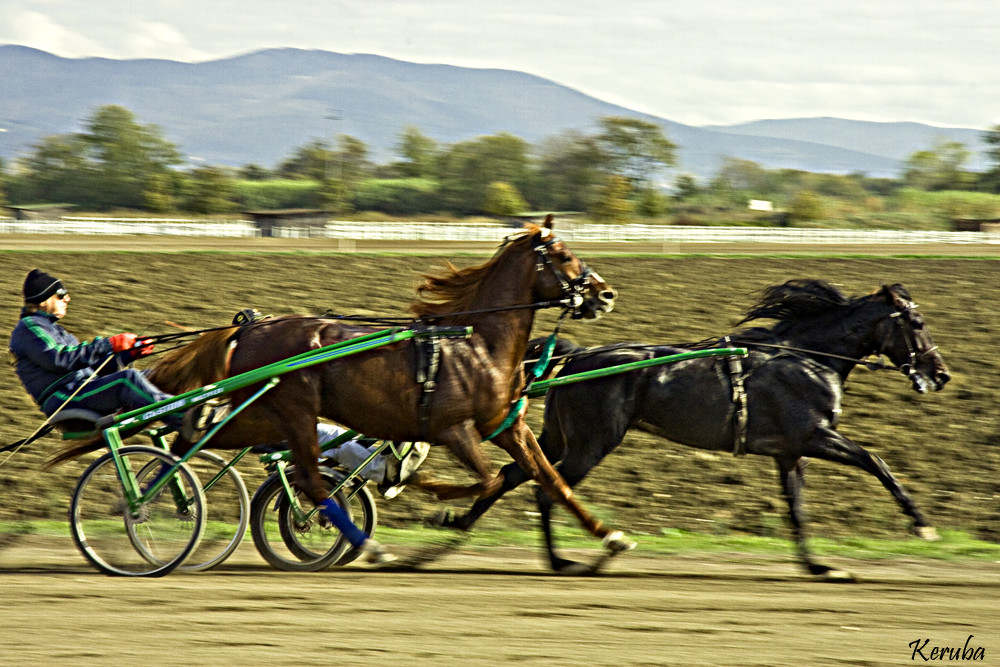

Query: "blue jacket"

xmin=9 ymin=311 xmax=121 ymax=408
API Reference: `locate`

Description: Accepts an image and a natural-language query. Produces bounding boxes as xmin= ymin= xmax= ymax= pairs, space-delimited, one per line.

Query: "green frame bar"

xmin=113 ymin=327 xmax=419 ymax=431
xmin=526 ymin=347 xmax=747 ymax=397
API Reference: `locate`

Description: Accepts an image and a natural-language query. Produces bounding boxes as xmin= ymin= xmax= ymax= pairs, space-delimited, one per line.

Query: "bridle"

xmin=532 ymin=232 xmax=598 ymax=319
xmin=881 ymin=296 xmax=938 ymax=382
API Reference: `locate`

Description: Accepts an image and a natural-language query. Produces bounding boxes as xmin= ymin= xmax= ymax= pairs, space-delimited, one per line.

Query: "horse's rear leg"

xmin=775 ymin=456 xmax=853 ymax=580
xmin=434 ymin=461 xmax=531 ymax=530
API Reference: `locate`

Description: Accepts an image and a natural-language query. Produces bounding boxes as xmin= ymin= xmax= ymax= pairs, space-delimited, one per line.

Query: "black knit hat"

xmin=23 ymin=269 xmax=65 ymax=304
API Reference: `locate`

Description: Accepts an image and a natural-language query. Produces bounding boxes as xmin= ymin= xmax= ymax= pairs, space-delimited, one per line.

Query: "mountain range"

xmin=0 ymin=45 xmax=989 ymax=180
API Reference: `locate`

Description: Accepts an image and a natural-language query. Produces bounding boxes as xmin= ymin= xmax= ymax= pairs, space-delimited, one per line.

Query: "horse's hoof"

xmin=556 ymin=562 xmax=594 ymax=576
xmin=427 ymin=509 xmax=454 ymax=528
xmin=915 ymin=526 xmax=941 ymax=541
xmin=601 ymin=530 xmax=637 ymax=553
xmin=821 ymin=568 xmax=858 ymax=583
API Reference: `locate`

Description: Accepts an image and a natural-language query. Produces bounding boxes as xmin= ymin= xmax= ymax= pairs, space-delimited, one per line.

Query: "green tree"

xmin=594 ymin=116 xmax=677 ymax=191
xmin=437 ymin=133 xmax=532 ymax=214
xmin=713 ymin=158 xmax=775 ymax=196
xmin=277 ymin=139 xmax=332 ymax=181
xmin=903 ymin=140 xmax=975 ymax=191
xmin=17 ymin=105 xmax=181 ymax=210
xmin=634 ymin=186 xmax=669 ymax=217
xmin=0 ymin=157 xmax=7 ymax=208
xmin=143 ymin=172 xmax=177 ymax=213
xmin=395 ymin=125 xmax=439 ymax=178
xmin=673 ymin=174 xmax=701 ymax=200
xmin=19 ymin=134 xmax=96 ymax=206
xmin=591 ymin=175 xmax=634 ymax=223
xmin=319 ymin=177 xmax=353 ymax=215
xmin=531 ymin=130 xmax=604 ymax=211
xmin=181 ymin=166 xmax=236 ymax=214
xmin=82 ymin=105 xmax=182 ymax=209
xmin=981 ymin=124 xmax=1000 ymax=193
xmin=788 ymin=190 xmax=825 ymax=222
xmin=482 ymin=181 xmax=528 ymax=216
xmin=335 ymin=135 xmax=373 ymax=185
xmin=239 ymin=164 xmax=272 ymax=181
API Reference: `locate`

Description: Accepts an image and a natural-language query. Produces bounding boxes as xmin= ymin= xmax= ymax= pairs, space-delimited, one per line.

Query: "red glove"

xmin=133 ymin=338 xmax=155 ymax=357
xmin=109 ymin=333 xmax=155 ymax=358
xmin=109 ymin=333 xmax=137 ymax=353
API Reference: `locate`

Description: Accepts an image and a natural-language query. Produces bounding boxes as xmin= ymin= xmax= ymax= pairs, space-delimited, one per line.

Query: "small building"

xmin=244 ymin=209 xmax=328 ymax=237
xmin=952 ymin=217 xmax=1000 ymax=232
xmin=3 ymin=203 xmax=76 ymax=220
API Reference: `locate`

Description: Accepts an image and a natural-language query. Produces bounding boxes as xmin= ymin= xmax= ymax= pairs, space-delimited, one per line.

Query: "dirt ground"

xmin=1 ymin=235 xmax=998 ymax=542
xmin=0 ymin=234 xmax=998 ymax=665
xmin=1 ymin=535 xmax=997 ymax=666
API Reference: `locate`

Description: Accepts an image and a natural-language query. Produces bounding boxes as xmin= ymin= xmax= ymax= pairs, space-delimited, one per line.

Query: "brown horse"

xmin=51 ymin=218 xmax=633 ymax=553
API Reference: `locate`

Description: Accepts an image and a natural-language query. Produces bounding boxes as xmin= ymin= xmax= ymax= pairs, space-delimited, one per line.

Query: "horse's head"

xmin=531 ymin=215 xmax=616 ymax=319
xmin=877 ymin=284 xmax=950 ymax=393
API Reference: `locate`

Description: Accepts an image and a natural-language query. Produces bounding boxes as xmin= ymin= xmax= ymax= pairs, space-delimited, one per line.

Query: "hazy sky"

xmin=2 ymin=1 xmax=997 ymax=129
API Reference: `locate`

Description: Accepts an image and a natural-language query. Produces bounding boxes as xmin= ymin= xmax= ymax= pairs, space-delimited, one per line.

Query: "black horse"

xmin=438 ymin=280 xmax=951 ymax=579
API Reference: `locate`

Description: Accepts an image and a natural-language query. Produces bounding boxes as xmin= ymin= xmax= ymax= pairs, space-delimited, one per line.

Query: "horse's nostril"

xmin=600 ymin=290 xmax=617 ymax=302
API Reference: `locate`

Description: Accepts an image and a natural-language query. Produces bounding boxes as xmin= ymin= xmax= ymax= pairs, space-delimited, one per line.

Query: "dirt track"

xmin=1 ymin=536 xmax=997 ymax=666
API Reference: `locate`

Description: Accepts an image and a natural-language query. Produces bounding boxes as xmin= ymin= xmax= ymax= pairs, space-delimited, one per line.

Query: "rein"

xmin=731 ymin=341 xmax=893 ymax=370
xmin=324 ymin=298 xmax=577 ymax=327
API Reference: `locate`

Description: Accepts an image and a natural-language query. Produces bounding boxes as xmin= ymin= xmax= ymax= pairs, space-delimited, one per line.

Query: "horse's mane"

xmin=146 ymin=327 xmax=238 ymax=394
xmin=736 ymin=279 xmax=849 ymax=327
xmin=409 ymin=223 xmax=542 ymax=318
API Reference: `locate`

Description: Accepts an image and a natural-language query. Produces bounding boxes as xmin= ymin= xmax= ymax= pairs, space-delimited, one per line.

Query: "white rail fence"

xmin=1 ymin=217 xmax=997 ymax=244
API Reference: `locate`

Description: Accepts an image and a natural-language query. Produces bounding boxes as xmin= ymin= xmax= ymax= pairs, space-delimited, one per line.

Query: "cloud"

xmin=123 ymin=20 xmax=211 ymax=61
xmin=0 ymin=9 xmax=109 ymax=57
xmin=1 ymin=0 xmax=998 ymax=128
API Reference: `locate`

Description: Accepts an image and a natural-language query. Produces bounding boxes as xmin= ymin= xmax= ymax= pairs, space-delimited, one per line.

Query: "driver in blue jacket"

xmin=9 ymin=269 xmax=183 ymax=430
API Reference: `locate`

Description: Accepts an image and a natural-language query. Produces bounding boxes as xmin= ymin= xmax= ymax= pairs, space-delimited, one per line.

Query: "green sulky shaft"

xmin=525 ymin=347 xmax=747 ymax=398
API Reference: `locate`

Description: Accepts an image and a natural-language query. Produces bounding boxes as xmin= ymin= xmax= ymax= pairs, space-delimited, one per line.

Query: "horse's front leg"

xmin=804 ymin=426 xmax=939 ymax=539
xmin=493 ymin=419 xmax=635 ymax=554
xmin=774 ymin=456 xmax=854 ymax=581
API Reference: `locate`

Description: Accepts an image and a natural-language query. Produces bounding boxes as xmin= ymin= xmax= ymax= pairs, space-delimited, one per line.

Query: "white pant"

xmin=317 ymin=422 xmax=387 ymax=483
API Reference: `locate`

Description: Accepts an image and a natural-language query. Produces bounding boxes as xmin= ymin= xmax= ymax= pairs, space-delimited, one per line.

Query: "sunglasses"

xmin=55 ymin=289 xmax=69 ymax=301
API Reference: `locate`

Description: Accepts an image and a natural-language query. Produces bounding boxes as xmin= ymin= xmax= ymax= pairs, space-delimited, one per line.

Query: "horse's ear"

xmin=879 ymin=283 xmax=901 ymax=300
xmin=543 ymin=213 xmax=554 ymax=230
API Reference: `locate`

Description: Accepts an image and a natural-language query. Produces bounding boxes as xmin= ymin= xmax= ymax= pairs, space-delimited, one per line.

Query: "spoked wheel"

xmin=70 ymin=445 xmax=206 ymax=577
xmin=138 ymin=450 xmax=249 ymax=572
xmin=249 ymin=466 xmax=377 ymax=572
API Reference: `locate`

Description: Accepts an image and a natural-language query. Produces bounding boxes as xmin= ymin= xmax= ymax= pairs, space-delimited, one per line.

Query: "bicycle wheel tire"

xmin=139 ymin=450 xmax=249 ymax=572
xmin=249 ymin=466 xmax=373 ymax=571
xmin=70 ymin=445 xmax=205 ymax=577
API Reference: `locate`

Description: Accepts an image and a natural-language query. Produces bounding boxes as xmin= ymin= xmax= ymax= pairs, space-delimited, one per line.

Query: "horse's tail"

xmin=524 ymin=336 xmax=587 ymax=379
xmin=43 ymin=435 xmax=106 ymax=469
xmin=147 ymin=326 xmax=239 ymax=394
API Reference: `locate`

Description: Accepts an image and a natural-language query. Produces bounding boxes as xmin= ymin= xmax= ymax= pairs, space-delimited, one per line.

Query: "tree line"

xmin=1 ymin=104 xmax=999 ymax=225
